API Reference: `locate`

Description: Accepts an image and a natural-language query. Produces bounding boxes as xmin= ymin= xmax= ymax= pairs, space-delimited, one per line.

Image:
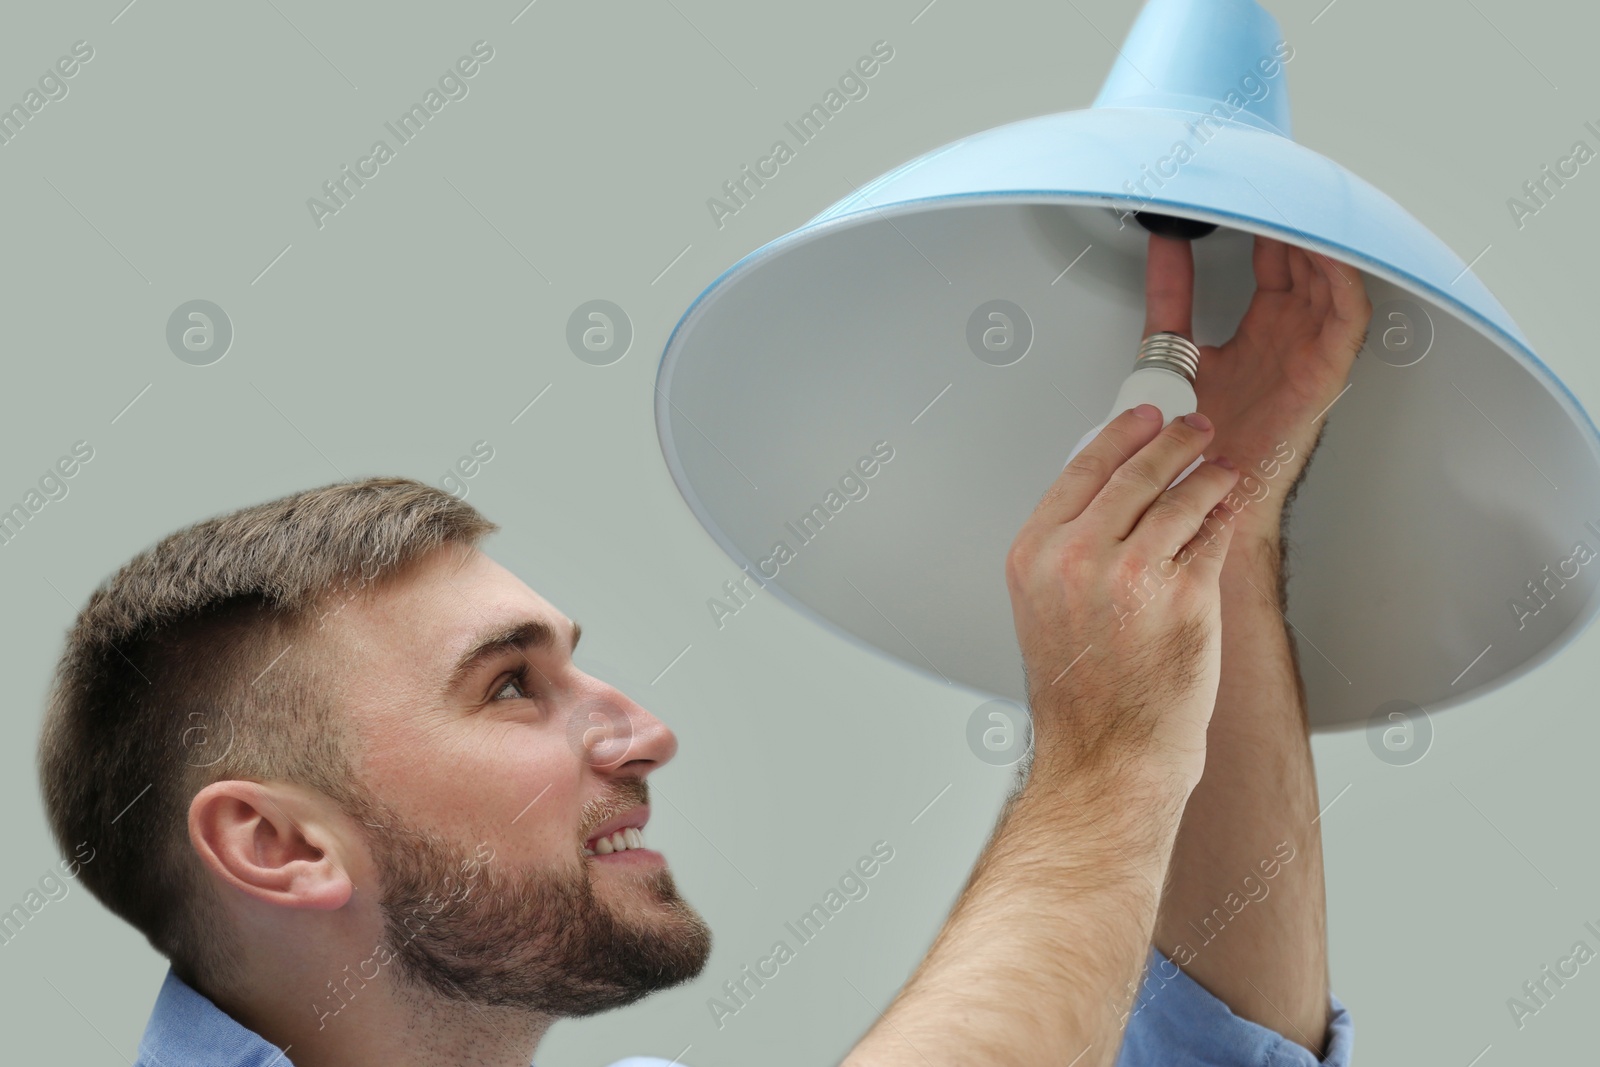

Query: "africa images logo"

xmin=705 ymin=40 xmax=895 ymax=230
xmin=706 ymin=841 xmax=894 ymax=1029
xmin=706 ymin=441 xmax=895 ymax=631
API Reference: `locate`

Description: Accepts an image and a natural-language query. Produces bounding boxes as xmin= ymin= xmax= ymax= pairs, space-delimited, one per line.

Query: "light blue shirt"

xmin=135 ymin=946 xmax=1351 ymax=1066
xmin=132 ymin=968 xmax=675 ymax=1067
xmin=1118 ymin=947 xmax=1354 ymax=1066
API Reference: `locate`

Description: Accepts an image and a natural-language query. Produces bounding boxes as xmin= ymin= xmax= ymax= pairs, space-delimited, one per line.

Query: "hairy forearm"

xmin=1152 ymin=530 xmax=1330 ymax=1053
xmin=843 ymin=755 xmax=1188 ymax=1067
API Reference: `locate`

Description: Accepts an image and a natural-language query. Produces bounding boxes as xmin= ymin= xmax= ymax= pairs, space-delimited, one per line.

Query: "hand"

xmin=1143 ymin=233 xmax=1373 ymax=543
xmin=1005 ymin=406 xmax=1242 ymax=795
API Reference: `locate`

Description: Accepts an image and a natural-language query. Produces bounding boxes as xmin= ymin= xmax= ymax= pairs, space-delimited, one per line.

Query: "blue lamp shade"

xmin=654 ymin=0 xmax=1600 ymax=730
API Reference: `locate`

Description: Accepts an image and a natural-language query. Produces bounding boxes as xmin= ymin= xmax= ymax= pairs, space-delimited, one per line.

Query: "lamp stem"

xmin=1090 ymin=0 xmax=1294 ymax=139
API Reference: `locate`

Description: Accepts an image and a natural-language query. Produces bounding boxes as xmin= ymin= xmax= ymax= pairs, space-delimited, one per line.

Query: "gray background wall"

xmin=1 ymin=0 xmax=1594 ymax=1063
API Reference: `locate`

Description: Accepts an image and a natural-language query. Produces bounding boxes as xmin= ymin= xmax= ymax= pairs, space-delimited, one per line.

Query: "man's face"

xmin=323 ymin=543 xmax=711 ymax=1015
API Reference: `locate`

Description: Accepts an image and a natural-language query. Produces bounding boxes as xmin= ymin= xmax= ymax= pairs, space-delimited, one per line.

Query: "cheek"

xmin=460 ymin=723 xmax=589 ymax=862
xmin=361 ymin=716 xmax=587 ymax=861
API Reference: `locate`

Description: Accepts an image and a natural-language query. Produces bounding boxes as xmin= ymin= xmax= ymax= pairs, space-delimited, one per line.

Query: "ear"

xmin=189 ymin=780 xmax=355 ymax=911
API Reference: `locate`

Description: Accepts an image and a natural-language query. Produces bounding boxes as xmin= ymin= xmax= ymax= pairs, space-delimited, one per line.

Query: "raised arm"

xmin=1143 ymin=232 xmax=1371 ymax=1054
xmin=843 ymin=404 xmax=1244 ymax=1067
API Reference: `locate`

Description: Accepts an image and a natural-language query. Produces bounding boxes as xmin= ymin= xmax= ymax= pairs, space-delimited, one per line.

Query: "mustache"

xmin=581 ymin=778 xmax=649 ymax=838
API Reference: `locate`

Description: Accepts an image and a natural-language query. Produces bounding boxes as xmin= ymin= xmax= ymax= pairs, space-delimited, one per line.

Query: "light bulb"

xmin=1064 ymin=332 xmax=1205 ymax=489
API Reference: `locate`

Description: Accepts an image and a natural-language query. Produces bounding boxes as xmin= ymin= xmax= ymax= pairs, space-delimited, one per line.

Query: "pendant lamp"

xmin=653 ymin=0 xmax=1600 ymax=732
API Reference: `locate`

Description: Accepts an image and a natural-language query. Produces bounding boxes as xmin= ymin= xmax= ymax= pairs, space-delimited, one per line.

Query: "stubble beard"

xmin=352 ymin=788 xmax=713 ymax=1017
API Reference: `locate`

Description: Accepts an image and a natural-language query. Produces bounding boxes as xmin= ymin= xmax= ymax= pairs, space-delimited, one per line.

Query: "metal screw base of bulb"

xmin=1135 ymin=332 xmax=1200 ymax=384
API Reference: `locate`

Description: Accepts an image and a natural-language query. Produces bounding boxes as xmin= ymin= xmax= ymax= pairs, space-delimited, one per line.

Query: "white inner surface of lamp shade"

xmin=656 ymin=200 xmax=1600 ymax=730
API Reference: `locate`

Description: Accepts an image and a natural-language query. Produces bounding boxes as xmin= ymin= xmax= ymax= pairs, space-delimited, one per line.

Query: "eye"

xmin=491 ymin=665 xmax=539 ymax=702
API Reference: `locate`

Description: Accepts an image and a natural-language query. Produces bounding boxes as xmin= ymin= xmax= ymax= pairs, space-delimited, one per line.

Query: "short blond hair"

xmin=36 ymin=476 xmax=497 ymax=996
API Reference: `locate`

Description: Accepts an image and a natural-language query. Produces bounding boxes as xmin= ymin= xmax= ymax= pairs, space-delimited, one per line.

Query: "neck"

xmin=216 ymin=959 xmax=556 ymax=1067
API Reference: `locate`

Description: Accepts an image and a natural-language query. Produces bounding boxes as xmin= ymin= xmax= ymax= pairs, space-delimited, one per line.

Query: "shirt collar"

xmin=138 ymin=966 xmax=295 ymax=1067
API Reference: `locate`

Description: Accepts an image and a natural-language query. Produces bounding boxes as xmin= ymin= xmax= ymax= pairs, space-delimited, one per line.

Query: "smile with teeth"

xmin=583 ymin=827 xmax=647 ymax=856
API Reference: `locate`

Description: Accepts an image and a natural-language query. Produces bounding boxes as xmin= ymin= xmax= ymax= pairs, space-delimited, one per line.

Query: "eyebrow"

xmin=443 ymin=616 xmax=581 ymax=697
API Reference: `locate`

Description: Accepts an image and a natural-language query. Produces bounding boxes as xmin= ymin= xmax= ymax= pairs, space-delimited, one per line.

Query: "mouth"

xmin=581 ymin=804 xmax=661 ymax=862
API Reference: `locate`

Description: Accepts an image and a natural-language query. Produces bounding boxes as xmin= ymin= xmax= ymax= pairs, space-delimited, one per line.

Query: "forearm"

xmin=1152 ymin=529 xmax=1330 ymax=1053
xmin=843 ymin=756 xmax=1188 ymax=1067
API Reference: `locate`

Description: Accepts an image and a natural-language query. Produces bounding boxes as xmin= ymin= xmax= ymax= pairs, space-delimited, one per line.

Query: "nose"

xmin=575 ymin=683 xmax=678 ymax=774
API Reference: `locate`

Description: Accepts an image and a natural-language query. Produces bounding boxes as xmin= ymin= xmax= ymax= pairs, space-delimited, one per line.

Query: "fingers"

xmin=1297 ymin=250 xmax=1373 ymax=360
xmin=1253 ymin=234 xmax=1291 ymax=292
xmin=1143 ymin=234 xmax=1194 ymax=339
xmin=1317 ymin=251 xmax=1372 ymax=328
xmin=1175 ymin=494 xmax=1241 ymax=580
xmin=1079 ymin=411 xmax=1219 ymax=541
xmin=1287 ymin=243 xmax=1312 ymax=293
xmin=1310 ymin=247 xmax=1359 ymax=291
xmin=1029 ymin=406 xmax=1165 ymax=529
xmin=1259 ymin=238 xmax=1371 ymax=356
xmin=1125 ymin=453 xmax=1241 ymax=561
xmin=1306 ymin=249 xmax=1332 ymax=321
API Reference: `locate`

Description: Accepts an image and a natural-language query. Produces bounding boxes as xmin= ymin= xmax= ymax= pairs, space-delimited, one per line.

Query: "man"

xmin=35 ymin=230 xmax=1365 ymax=1067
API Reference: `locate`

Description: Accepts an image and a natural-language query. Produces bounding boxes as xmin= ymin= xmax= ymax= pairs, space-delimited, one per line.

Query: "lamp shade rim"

xmin=662 ymin=189 xmax=1600 ymax=467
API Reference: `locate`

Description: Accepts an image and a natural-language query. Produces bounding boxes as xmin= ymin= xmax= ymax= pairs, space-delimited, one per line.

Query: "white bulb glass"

xmin=1064 ymin=364 xmax=1204 ymax=488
